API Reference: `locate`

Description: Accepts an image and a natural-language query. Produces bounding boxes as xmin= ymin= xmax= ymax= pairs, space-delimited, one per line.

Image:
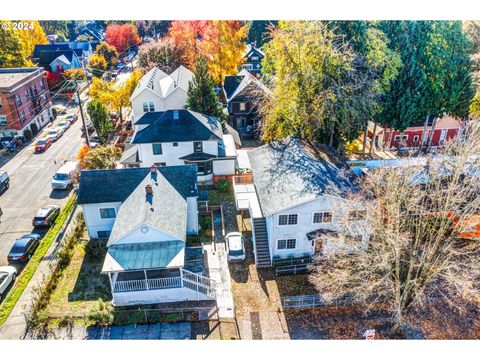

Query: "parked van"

xmin=0 ymin=170 xmax=9 ymax=194
xmin=52 ymin=161 xmax=78 ymax=190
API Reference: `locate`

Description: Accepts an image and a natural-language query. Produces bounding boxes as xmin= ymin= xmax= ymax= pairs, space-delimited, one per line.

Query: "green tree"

xmin=246 ymin=20 xmax=277 ymax=47
xmin=0 ymin=21 xmax=33 ymax=67
xmin=261 ymin=21 xmax=376 ymax=148
xmin=187 ymin=57 xmax=225 ymax=120
xmin=94 ymin=42 xmax=118 ymax=70
xmin=86 ymin=100 xmax=113 ymax=143
xmin=81 ymin=145 xmax=121 ymax=170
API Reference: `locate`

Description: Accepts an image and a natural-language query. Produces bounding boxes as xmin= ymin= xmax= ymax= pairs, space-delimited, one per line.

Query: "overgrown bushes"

xmin=0 ymin=195 xmax=77 ymax=326
xmin=217 ymin=179 xmax=230 ymax=193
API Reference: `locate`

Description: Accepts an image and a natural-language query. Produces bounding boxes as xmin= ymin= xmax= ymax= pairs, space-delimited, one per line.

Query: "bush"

xmin=217 ymin=179 xmax=230 ymax=193
xmin=88 ymin=299 xmax=113 ymax=326
xmin=30 ymin=123 xmax=39 ymax=136
xmin=24 ymin=129 xmax=33 ymax=141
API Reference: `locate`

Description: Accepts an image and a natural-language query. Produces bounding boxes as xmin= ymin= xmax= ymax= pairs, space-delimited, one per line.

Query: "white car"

xmin=57 ymin=120 xmax=71 ymax=132
xmin=225 ymin=232 xmax=246 ymax=261
xmin=46 ymin=128 xmax=62 ymax=141
xmin=0 ymin=266 xmax=17 ymax=301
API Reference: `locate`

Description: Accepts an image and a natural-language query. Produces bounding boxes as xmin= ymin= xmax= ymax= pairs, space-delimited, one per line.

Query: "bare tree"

xmin=309 ymin=121 xmax=480 ymax=336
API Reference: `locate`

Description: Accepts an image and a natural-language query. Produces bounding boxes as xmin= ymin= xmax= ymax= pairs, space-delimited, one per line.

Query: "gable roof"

xmin=77 ymin=165 xmax=198 ymax=205
xmin=107 ymin=168 xmax=189 ymax=245
xmin=248 ymin=136 xmax=359 ymax=216
xmin=38 ymin=50 xmax=78 ymax=67
xmin=33 ymin=44 xmax=70 ymax=59
xmin=132 ymin=110 xmax=223 ymax=144
xmin=130 ymin=65 xmax=193 ymax=100
xmin=223 ymin=70 xmax=269 ymax=102
xmin=243 ymin=44 xmax=265 ymax=59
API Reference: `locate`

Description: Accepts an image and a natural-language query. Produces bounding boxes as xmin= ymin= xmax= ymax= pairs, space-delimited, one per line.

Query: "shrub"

xmin=30 ymin=123 xmax=39 ymax=136
xmin=217 ymin=179 xmax=230 ymax=193
xmin=88 ymin=299 xmax=113 ymax=326
xmin=24 ymin=129 xmax=33 ymax=141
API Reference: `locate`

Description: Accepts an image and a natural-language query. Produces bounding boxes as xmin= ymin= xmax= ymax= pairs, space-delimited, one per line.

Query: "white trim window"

xmin=394 ymin=135 xmax=400 ymax=141
xmin=348 ymin=210 xmax=367 ymax=221
xmin=0 ymin=115 xmax=7 ymax=126
xmin=278 ymin=214 xmax=298 ymax=226
xmin=313 ymin=212 xmax=333 ymax=224
xmin=143 ymin=101 xmax=155 ymax=112
xmin=413 ymin=135 xmax=419 ymax=142
xmin=402 ymin=134 xmax=408 ymax=141
xmin=277 ymin=238 xmax=296 ymax=250
xmin=239 ymin=102 xmax=246 ymax=111
xmin=99 ymin=208 xmax=116 ymax=219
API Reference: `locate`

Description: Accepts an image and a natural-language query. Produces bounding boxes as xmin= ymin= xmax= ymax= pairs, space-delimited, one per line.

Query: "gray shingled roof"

xmin=134 ymin=111 xmax=165 ymax=126
xmin=132 ymin=110 xmax=223 ymax=144
xmin=77 ymin=165 xmax=198 ymax=205
xmin=107 ymin=170 xmax=188 ymax=245
xmin=248 ymin=137 xmax=359 ymax=217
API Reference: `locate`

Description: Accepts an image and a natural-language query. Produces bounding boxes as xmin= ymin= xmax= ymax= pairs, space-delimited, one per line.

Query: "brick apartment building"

xmin=0 ymin=68 xmax=53 ymax=141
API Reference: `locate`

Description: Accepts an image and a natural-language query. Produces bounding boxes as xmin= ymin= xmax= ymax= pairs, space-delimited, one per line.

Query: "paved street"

xmin=0 ymin=106 xmax=85 ymax=268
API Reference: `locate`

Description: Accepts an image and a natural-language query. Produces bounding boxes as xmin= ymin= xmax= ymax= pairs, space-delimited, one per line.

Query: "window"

xmin=15 ymin=94 xmax=22 ymax=106
xmin=394 ymin=135 xmax=400 ymax=141
xmin=40 ymin=80 xmax=45 ymax=90
xmin=97 ymin=231 xmax=111 ymax=239
xmin=348 ymin=210 xmax=367 ymax=221
xmin=29 ymin=104 xmax=34 ymax=115
xmin=402 ymin=134 xmax=408 ymax=141
xmin=173 ymin=142 xmax=178 ymax=147
xmin=277 ymin=239 xmax=296 ymax=250
xmin=99 ymin=208 xmax=116 ymax=219
xmin=143 ymin=101 xmax=155 ymax=112
xmin=242 ymin=64 xmax=253 ymax=70
xmin=278 ymin=214 xmax=298 ymax=226
xmin=193 ymin=141 xmax=203 ymax=153
xmin=152 ymin=143 xmax=162 ymax=155
xmin=313 ymin=212 xmax=333 ymax=224
xmin=413 ymin=135 xmax=419 ymax=142
xmin=19 ymin=111 xmax=26 ymax=122
xmin=196 ymin=160 xmax=212 ymax=175
xmin=0 ymin=116 xmax=7 ymax=126
xmin=239 ymin=102 xmax=246 ymax=111
xmin=251 ymin=56 xmax=259 ymax=61
xmin=25 ymin=90 xmax=30 ymax=99
xmin=0 ymin=98 xmax=3 ymax=109
xmin=154 ymin=162 xmax=166 ymax=167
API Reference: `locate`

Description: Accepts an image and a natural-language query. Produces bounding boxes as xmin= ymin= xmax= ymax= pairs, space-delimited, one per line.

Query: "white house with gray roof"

xmin=130 ymin=65 xmax=193 ymax=123
xmin=233 ymin=137 xmax=370 ymax=268
xmin=77 ymin=165 xmax=216 ymax=306
xmin=120 ymin=109 xmax=237 ymax=183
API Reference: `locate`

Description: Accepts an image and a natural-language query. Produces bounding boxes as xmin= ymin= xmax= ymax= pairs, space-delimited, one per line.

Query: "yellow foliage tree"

xmin=88 ymin=54 xmax=108 ymax=77
xmin=470 ymin=93 xmax=480 ymax=119
xmin=17 ymin=20 xmax=48 ymax=58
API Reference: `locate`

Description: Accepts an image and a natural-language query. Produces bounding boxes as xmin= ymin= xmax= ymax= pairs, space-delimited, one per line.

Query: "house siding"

xmin=82 ymin=202 xmax=122 ymax=239
xmin=131 ymin=88 xmax=188 ymax=122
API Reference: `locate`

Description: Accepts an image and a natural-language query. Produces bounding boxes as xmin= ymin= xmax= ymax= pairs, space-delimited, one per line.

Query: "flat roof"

xmin=0 ymin=68 xmax=42 ymax=89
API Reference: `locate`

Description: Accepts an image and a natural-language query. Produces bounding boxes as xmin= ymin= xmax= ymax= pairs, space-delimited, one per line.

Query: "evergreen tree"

xmin=86 ymin=100 xmax=113 ymax=143
xmin=247 ymin=20 xmax=277 ymax=47
xmin=186 ymin=57 xmax=225 ymax=121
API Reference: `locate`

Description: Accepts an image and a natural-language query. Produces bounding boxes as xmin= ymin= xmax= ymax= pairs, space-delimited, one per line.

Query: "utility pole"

xmin=75 ymin=81 xmax=91 ymax=148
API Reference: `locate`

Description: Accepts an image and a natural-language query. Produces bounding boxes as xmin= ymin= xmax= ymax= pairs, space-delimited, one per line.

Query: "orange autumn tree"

xmin=77 ymin=144 xmax=91 ymax=169
xmin=105 ymin=23 xmax=141 ymax=54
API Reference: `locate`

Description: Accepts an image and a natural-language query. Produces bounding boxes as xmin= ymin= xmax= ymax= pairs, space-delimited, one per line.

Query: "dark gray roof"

xmin=77 ymin=165 xmax=198 ymax=205
xmin=248 ymin=137 xmax=359 ymax=216
xmin=132 ymin=110 xmax=223 ymax=144
xmin=135 ymin=111 xmax=165 ymax=126
xmin=38 ymin=50 xmax=78 ymax=67
xmin=180 ymin=152 xmax=218 ymax=161
xmin=107 ymin=170 xmax=189 ymax=244
xmin=33 ymin=44 xmax=70 ymax=59
xmin=223 ymin=70 xmax=269 ymax=102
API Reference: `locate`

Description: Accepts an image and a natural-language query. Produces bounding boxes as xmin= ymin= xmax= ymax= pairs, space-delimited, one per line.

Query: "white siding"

xmin=212 ymin=158 xmax=236 ymax=175
xmin=131 ymin=87 xmax=188 ymax=122
xmin=267 ymin=195 xmax=370 ymax=260
xmin=138 ymin=140 xmax=219 ymax=167
xmin=111 ymin=223 xmax=183 ymax=245
xmin=187 ymin=196 xmax=199 ymax=234
xmin=82 ymin=202 xmax=122 ymax=239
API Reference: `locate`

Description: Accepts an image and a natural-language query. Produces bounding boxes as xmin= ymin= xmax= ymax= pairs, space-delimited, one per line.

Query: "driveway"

xmin=0 ymin=108 xmax=85 ymax=269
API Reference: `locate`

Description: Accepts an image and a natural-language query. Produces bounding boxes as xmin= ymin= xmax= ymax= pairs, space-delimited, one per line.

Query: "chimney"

xmin=145 ymin=184 xmax=153 ymax=194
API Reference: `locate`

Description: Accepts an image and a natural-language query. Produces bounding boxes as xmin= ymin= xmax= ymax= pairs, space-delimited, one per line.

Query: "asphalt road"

xmin=0 ymin=108 xmax=86 ymax=267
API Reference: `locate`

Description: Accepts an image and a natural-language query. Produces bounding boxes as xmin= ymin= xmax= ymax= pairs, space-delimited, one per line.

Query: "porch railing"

xmin=113 ymin=276 xmax=182 ymax=293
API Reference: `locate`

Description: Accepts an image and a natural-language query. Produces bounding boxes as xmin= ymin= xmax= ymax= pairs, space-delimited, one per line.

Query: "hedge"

xmin=0 ymin=195 xmax=77 ymax=325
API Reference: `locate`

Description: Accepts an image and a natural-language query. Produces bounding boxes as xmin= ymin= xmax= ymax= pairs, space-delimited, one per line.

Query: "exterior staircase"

xmin=252 ymin=217 xmax=271 ymax=268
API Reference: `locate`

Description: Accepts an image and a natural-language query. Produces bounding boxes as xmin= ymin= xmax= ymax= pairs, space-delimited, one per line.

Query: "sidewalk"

xmin=0 ymin=207 xmax=78 ymax=340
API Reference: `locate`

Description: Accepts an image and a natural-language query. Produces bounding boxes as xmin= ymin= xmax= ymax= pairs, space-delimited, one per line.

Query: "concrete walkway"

xmin=204 ymin=243 xmax=235 ymax=319
xmin=0 ymin=207 xmax=78 ymax=340
xmin=26 ymin=323 xmax=192 ymax=340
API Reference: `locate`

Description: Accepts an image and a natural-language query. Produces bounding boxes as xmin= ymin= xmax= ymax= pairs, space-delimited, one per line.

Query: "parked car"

xmin=0 ymin=170 xmax=9 ymax=194
xmin=7 ymin=234 xmax=42 ymax=263
xmin=225 ymin=232 xmax=246 ymax=261
xmin=32 ymin=205 xmax=60 ymax=227
xmin=46 ymin=128 xmax=62 ymax=142
xmin=57 ymin=120 xmax=71 ymax=132
xmin=34 ymin=138 xmax=53 ymax=153
xmin=0 ymin=266 xmax=17 ymax=301
xmin=52 ymin=161 xmax=79 ymax=190
xmin=65 ymin=113 xmax=78 ymax=124
xmin=52 ymin=104 xmax=67 ymax=116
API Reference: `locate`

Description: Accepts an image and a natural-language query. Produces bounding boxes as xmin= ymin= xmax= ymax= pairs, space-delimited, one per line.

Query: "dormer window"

xmin=194 ymin=141 xmax=203 ymax=153
xmin=143 ymin=101 xmax=155 ymax=112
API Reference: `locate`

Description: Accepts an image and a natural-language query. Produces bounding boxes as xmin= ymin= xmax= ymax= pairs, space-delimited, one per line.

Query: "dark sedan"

xmin=7 ymin=234 xmax=41 ymax=263
xmin=32 ymin=205 xmax=60 ymax=227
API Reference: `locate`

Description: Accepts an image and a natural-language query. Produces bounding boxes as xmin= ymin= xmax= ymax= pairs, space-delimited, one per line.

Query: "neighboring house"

xmin=0 ymin=68 xmax=53 ymax=141
xmin=223 ymin=69 xmax=269 ymax=139
xmin=368 ymin=116 xmax=463 ymax=151
xmin=233 ymin=137 xmax=369 ymax=268
xmin=77 ymin=165 xmax=215 ymax=306
xmin=241 ymin=42 xmax=264 ymax=75
xmin=37 ymin=50 xmax=83 ymax=72
xmin=121 ymin=109 xmax=237 ymax=183
xmin=34 ymin=42 xmax=93 ymax=65
xmin=130 ymin=66 xmax=193 ymax=122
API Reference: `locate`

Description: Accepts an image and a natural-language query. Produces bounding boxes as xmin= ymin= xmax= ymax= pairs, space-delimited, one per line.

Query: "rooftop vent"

xmin=173 ymin=110 xmax=179 ymax=120
xmin=145 ymin=184 xmax=153 ymax=194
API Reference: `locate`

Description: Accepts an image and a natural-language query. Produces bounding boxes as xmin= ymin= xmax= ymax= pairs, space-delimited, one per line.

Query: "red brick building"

xmin=370 ymin=116 xmax=462 ymax=150
xmin=0 ymin=67 xmax=53 ymax=141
